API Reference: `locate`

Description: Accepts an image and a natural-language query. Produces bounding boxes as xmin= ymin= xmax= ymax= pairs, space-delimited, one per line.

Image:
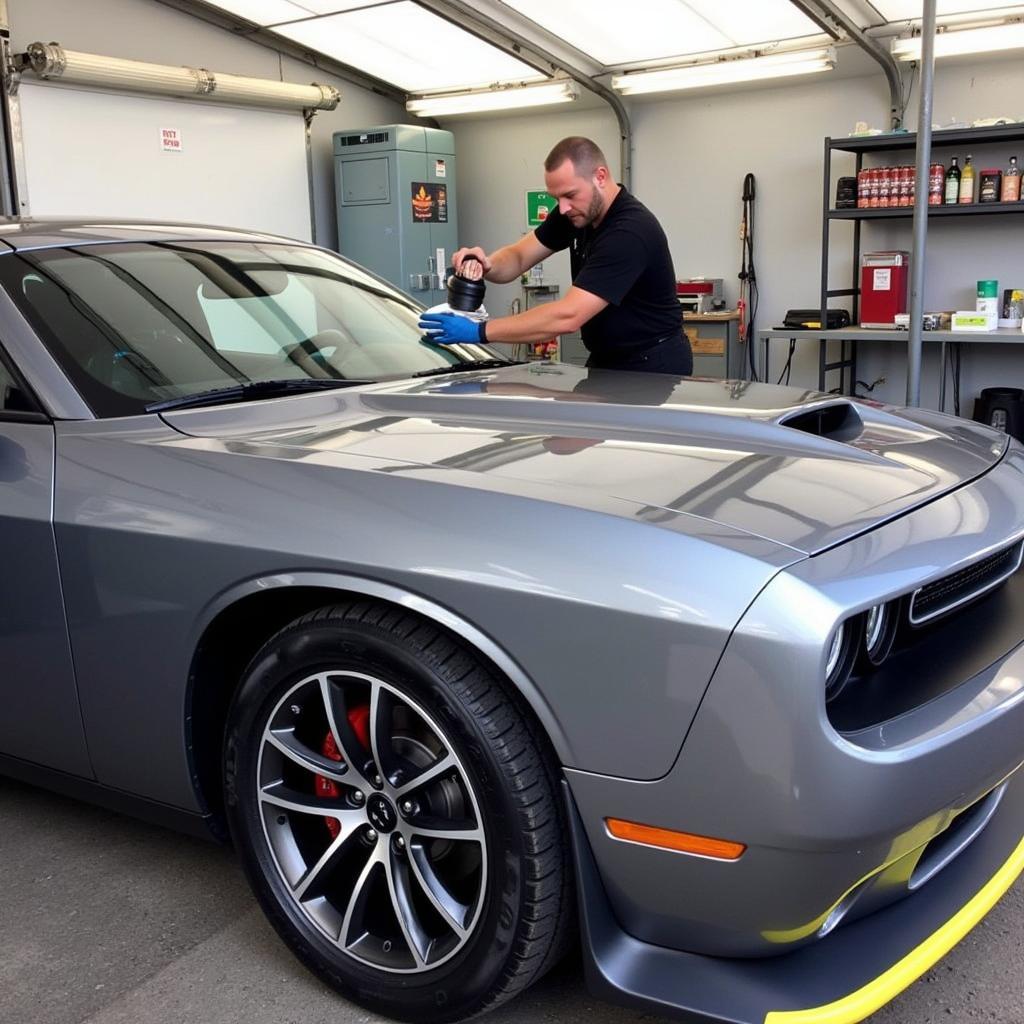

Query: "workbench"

xmin=757 ymin=326 xmax=1024 ymax=411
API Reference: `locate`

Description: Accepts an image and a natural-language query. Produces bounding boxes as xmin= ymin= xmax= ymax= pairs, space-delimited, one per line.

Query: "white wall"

xmin=9 ymin=0 xmax=407 ymax=249
xmin=450 ymin=53 xmax=1024 ymax=412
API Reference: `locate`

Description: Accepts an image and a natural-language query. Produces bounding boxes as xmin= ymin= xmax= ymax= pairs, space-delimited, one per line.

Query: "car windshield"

xmin=0 ymin=240 xmax=506 ymax=417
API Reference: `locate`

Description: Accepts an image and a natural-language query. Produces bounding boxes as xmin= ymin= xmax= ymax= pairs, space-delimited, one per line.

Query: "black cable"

xmin=776 ymin=339 xmax=796 ymax=386
xmin=899 ymin=62 xmax=917 ymax=125
xmin=739 ymin=172 xmax=759 ymax=381
xmin=954 ymin=343 xmax=962 ymax=417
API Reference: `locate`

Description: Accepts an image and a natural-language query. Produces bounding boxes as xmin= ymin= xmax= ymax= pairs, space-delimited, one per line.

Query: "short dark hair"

xmin=544 ymin=136 xmax=608 ymax=177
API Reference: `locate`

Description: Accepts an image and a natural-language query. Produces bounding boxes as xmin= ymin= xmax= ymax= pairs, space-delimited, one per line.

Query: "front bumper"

xmin=568 ymin=445 xmax=1024 ymax=959
xmin=567 ymin=768 xmax=1024 ymax=1024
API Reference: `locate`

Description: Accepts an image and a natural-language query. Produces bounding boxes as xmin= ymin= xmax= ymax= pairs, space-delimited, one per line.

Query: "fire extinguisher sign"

xmin=526 ymin=190 xmax=554 ymax=227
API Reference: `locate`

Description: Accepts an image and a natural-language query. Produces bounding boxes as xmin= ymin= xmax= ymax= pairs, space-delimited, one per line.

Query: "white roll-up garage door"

xmin=17 ymin=81 xmax=313 ymax=241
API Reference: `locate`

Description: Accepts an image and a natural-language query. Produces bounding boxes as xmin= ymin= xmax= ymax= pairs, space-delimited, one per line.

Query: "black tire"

xmin=223 ymin=601 xmax=573 ymax=1022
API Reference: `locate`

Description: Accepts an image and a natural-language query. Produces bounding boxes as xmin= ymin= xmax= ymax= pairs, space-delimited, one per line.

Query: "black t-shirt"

xmin=534 ymin=187 xmax=681 ymax=361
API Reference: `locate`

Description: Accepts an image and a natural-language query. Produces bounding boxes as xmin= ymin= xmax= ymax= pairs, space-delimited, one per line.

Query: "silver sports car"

xmin=3 ymin=221 xmax=1023 ymax=1024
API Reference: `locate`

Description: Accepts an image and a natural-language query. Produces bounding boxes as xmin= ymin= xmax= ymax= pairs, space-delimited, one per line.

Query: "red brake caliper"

xmin=315 ymin=705 xmax=370 ymax=839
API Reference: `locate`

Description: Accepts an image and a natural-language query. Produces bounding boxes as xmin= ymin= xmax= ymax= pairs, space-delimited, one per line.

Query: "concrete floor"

xmin=2 ymin=776 xmax=1023 ymax=1024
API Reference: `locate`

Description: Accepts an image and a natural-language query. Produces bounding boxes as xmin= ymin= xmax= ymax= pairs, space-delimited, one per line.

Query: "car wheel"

xmin=223 ymin=602 xmax=572 ymax=1022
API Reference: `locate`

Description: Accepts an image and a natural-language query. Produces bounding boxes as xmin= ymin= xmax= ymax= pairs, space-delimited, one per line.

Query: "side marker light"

xmin=605 ymin=818 xmax=746 ymax=860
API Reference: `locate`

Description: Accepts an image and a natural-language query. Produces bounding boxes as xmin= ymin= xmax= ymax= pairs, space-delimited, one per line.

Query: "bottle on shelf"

xmin=944 ymin=156 xmax=961 ymax=205
xmin=958 ymin=154 xmax=975 ymax=204
xmin=1001 ymin=155 xmax=1021 ymax=202
xmin=929 ymin=163 xmax=944 ymax=205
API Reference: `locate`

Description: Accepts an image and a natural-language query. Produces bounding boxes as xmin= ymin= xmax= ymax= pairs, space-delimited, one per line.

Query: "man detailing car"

xmin=418 ymin=136 xmax=693 ymax=376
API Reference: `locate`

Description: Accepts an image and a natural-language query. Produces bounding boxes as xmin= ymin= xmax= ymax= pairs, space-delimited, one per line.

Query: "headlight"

xmin=861 ymin=601 xmax=898 ymax=667
xmin=824 ymin=622 xmax=856 ymax=701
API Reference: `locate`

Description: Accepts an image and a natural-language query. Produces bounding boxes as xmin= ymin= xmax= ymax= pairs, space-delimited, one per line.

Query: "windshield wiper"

xmin=147 ymin=377 xmax=371 ymax=413
xmin=411 ymin=359 xmax=521 ymax=379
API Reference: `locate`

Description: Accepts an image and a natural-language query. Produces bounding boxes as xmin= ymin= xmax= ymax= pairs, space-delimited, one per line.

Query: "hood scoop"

xmin=778 ymin=402 xmax=864 ymax=442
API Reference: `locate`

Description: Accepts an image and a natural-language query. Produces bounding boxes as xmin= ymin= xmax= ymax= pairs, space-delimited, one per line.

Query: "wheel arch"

xmin=185 ymin=571 xmax=572 ymax=839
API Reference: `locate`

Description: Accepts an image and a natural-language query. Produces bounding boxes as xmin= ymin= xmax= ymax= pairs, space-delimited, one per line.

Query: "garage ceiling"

xmin=194 ymin=0 xmax=1024 ymax=95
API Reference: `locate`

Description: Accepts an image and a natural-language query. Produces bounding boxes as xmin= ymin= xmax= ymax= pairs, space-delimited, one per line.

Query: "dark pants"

xmin=586 ymin=331 xmax=693 ymax=375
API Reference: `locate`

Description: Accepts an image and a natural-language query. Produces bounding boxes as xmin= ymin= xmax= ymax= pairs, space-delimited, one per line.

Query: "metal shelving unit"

xmin=816 ymin=123 xmax=1024 ymax=396
xmin=830 ymin=202 xmax=1024 ymax=220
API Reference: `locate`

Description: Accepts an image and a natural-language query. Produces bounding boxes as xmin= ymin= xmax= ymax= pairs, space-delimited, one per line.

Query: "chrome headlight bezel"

xmin=861 ymin=600 xmax=899 ymax=668
xmin=824 ymin=621 xmax=858 ymax=702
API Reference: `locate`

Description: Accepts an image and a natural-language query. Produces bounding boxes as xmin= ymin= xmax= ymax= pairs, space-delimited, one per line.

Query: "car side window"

xmin=0 ymin=356 xmax=38 ymax=415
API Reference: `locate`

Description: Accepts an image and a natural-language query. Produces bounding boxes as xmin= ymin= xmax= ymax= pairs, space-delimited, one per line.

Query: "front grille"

xmin=910 ymin=540 xmax=1024 ymax=624
xmin=338 ymin=131 xmax=389 ymax=147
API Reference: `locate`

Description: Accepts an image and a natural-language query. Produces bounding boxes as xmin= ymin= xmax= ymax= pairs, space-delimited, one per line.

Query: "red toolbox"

xmin=860 ymin=251 xmax=909 ymax=328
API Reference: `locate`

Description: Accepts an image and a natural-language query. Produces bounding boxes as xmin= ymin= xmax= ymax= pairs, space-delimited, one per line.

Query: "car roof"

xmin=0 ymin=218 xmax=304 ymax=253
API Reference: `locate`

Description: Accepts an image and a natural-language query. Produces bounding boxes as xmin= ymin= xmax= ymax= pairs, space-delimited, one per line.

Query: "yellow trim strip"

xmin=764 ymin=834 xmax=1024 ymax=1024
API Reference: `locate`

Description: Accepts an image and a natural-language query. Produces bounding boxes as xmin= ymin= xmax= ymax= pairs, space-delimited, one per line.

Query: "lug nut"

xmin=401 ymin=800 xmax=414 ymax=814
xmin=394 ymin=835 xmax=405 ymax=850
xmin=373 ymin=774 xmax=383 ymax=787
xmin=367 ymin=828 xmax=378 ymax=842
xmin=352 ymin=791 xmax=364 ymax=805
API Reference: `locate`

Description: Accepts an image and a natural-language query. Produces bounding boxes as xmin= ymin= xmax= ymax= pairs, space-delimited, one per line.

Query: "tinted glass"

xmin=0 ymin=354 xmax=37 ymax=415
xmin=0 ymin=242 xmax=494 ymax=417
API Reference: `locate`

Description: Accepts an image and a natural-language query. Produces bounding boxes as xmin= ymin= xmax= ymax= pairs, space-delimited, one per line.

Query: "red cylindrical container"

xmin=928 ymin=163 xmax=944 ymax=205
xmin=868 ymin=168 xmax=880 ymax=208
xmin=898 ymin=166 xmax=912 ymax=207
xmin=857 ymin=168 xmax=870 ymax=209
xmin=878 ymin=167 xmax=892 ymax=208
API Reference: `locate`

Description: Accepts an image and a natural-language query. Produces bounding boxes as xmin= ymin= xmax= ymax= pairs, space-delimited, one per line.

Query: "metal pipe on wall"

xmin=906 ymin=0 xmax=937 ymax=408
xmin=788 ymin=0 xmax=904 ymax=129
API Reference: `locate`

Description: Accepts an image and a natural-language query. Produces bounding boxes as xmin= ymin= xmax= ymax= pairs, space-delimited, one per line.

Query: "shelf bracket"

xmin=788 ymin=0 xmax=903 ymax=130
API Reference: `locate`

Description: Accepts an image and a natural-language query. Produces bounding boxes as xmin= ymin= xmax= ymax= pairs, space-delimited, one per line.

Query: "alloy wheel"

xmin=256 ymin=669 xmax=487 ymax=973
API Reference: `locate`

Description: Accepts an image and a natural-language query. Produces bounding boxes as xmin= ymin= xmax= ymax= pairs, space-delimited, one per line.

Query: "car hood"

xmin=160 ymin=362 xmax=1008 ymax=555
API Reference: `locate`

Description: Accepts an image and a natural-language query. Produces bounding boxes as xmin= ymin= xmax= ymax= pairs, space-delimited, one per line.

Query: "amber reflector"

xmin=605 ymin=818 xmax=746 ymax=860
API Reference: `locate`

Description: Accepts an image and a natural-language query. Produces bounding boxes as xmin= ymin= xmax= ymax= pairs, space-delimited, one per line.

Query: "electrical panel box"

xmin=333 ymin=125 xmax=457 ymax=307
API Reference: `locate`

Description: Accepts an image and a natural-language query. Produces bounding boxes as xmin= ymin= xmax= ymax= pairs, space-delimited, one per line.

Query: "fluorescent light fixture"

xmin=21 ymin=42 xmax=340 ymax=110
xmin=891 ymin=23 xmax=1024 ymax=61
xmin=611 ymin=47 xmax=836 ymax=95
xmin=407 ymin=80 xmax=578 ymax=117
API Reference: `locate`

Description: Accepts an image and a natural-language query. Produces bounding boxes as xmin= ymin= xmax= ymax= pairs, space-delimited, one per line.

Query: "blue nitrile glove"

xmin=418 ymin=312 xmax=485 ymax=345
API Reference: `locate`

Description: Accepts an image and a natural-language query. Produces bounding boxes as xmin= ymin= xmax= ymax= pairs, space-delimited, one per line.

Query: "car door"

xmin=0 ymin=350 xmax=91 ymax=776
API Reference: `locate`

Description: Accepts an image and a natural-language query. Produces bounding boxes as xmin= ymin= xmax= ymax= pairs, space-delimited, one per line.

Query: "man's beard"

xmin=582 ymin=188 xmax=603 ymax=226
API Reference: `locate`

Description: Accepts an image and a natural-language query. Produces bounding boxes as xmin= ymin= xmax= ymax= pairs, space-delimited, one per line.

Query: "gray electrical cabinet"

xmin=333 ymin=125 xmax=457 ymax=307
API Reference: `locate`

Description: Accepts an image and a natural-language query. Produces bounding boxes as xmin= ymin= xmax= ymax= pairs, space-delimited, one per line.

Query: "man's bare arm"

xmin=484 ymin=286 xmax=607 ymax=343
xmin=453 ymin=233 xmax=553 ymax=285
